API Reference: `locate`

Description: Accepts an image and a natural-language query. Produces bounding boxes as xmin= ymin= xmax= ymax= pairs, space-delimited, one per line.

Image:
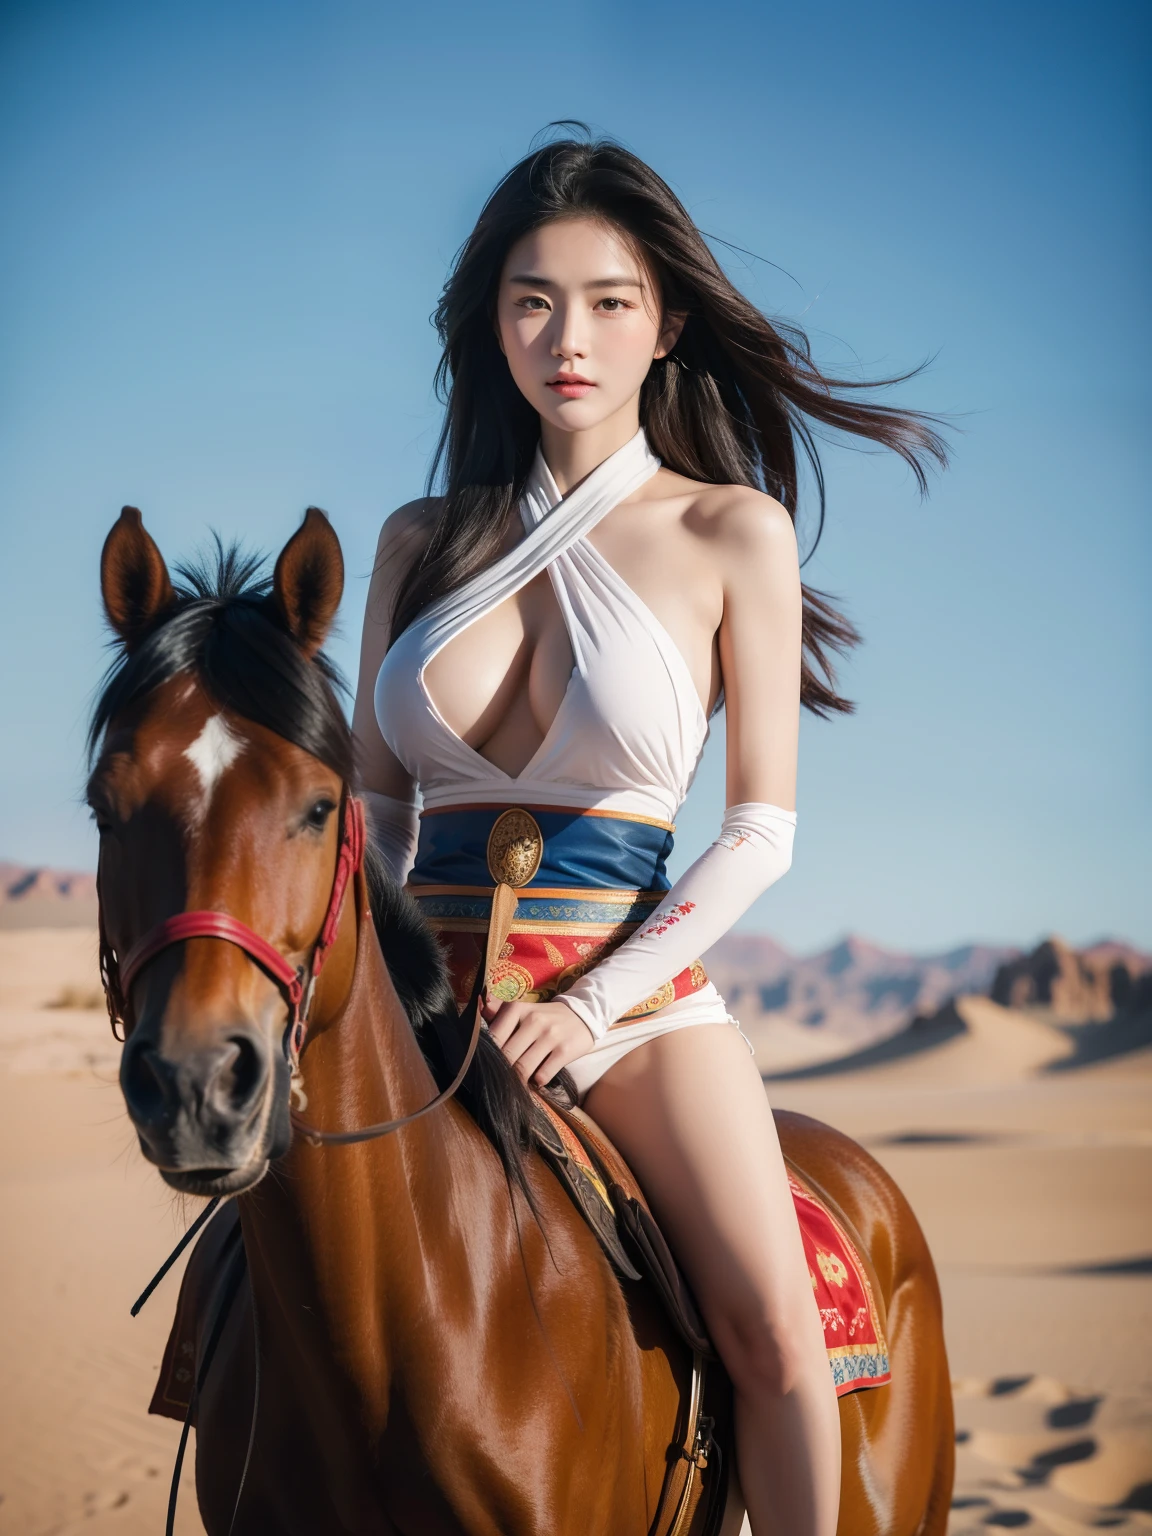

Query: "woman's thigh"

xmin=581 ymin=1024 xmax=819 ymax=1372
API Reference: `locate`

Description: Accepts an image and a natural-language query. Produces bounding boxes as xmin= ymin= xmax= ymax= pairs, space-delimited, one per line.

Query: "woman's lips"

xmin=546 ymin=378 xmax=596 ymax=398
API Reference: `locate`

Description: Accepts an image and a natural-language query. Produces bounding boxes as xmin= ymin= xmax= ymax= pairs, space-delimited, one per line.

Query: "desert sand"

xmin=0 ymin=929 xmax=1149 ymax=1534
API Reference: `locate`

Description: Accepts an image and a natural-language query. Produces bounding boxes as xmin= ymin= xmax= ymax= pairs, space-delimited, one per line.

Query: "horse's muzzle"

xmin=120 ymin=1021 xmax=288 ymax=1186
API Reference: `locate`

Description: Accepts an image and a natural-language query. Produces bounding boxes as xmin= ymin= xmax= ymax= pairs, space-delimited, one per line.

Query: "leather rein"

xmin=98 ymin=789 xmax=494 ymax=1147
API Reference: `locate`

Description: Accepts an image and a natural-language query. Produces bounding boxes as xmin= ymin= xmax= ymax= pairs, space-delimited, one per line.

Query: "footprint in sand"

xmin=949 ymin=1376 xmax=1152 ymax=1533
xmin=81 ymin=1487 xmax=131 ymax=1512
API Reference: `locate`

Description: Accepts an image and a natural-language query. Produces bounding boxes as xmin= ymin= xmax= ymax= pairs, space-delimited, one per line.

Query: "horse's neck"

xmin=238 ymin=879 xmax=469 ymax=1422
xmin=295 ymin=876 xmax=438 ymax=1153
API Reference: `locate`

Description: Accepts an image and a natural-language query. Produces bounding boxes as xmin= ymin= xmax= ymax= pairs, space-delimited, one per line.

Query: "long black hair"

xmin=391 ymin=129 xmax=949 ymax=714
xmin=88 ymin=541 xmax=548 ymax=1208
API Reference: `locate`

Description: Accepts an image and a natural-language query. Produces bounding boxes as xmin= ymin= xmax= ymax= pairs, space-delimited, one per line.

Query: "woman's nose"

xmin=551 ymin=302 xmax=589 ymax=361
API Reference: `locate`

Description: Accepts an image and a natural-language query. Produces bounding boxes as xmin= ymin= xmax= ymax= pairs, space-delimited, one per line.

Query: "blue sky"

xmin=1 ymin=0 xmax=1148 ymax=953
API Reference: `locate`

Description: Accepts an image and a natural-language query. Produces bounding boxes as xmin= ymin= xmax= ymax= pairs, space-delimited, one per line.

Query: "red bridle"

xmin=99 ymin=792 xmax=366 ymax=1066
xmin=100 ymin=783 xmax=493 ymax=1149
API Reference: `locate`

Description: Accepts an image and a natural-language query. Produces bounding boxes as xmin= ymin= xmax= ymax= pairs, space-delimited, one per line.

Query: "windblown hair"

xmin=390 ymin=129 xmax=949 ymax=714
xmin=88 ymin=540 xmax=548 ymax=1206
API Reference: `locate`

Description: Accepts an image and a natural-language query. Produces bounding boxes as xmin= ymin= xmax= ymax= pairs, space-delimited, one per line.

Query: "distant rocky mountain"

xmin=990 ymin=936 xmax=1152 ymax=1022
xmin=702 ymin=932 xmax=1020 ymax=1049
xmin=1 ymin=863 xmax=97 ymax=902
xmin=0 ymin=862 xmax=99 ymax=929
xmin=759 ymin=935 xmax=1152 ymax=1082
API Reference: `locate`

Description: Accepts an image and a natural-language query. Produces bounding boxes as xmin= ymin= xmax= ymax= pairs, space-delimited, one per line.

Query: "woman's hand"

xmin=485 ymin=996 xmax=596 ymax=1086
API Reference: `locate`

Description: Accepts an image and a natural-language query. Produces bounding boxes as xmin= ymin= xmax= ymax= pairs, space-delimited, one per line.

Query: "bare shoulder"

xmin=703 ymin=485 xmax=795 ymax=550
xmin=364 ymin=496 xmax=444 ymax=635
xmin=664 ymin=473 xmax=798 ymax=576
xmin=375 ymin=494 xmax=444 ymax=560
xmin=685 ymin=485 xmax=802 ymax=643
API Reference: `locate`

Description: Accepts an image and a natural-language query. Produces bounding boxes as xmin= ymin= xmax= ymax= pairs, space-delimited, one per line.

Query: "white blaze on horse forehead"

xmin=183 ymin=713 xmax=245 ymax=809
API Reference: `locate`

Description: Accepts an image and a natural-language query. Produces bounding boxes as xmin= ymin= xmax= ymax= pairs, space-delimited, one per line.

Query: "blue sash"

xmin=409 ymin=805 xmax=674 ymax=894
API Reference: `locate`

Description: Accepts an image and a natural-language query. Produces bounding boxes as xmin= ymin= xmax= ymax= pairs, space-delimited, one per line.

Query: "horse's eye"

xmin=305 ymin=798 xmax=337 ymax=831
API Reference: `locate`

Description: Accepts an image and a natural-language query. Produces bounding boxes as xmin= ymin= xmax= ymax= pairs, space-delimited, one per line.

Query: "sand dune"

xmin=1 ymin=928 xmax=1149 ymax=1534
xmin=849 ymin=993 xmax=1077 ymax=1085
xmin=768 ymin=991 xmax=1152 ymax=1089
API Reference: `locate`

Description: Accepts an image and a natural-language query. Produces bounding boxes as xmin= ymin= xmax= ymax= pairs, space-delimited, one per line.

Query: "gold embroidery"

xmin=817 ymin=1251 xmax=849 ymax=1289
xmin=620 ymin=980 xmax=677 ymax=1019
xmin=487 ymin=960 xmax=534 ymax=1002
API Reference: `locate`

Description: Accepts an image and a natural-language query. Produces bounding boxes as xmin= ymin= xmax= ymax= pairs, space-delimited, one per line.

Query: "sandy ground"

xmin=0 ymin=931 xmax=1149 ymax=1534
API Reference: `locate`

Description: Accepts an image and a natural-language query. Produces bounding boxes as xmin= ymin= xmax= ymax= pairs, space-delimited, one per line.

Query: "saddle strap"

xmin=535 ymin=1108 xmax=726 ymax=1535
xmin=541 ymin=1099 xmax=717 ymax=1362
xmin=611 ymin=1187 xmax=716 ymax=1362
xmin=649 ymin=1348 xmax=723 ymax=1536
xmin=530 ymin=1100 xmax=642 ymax=1281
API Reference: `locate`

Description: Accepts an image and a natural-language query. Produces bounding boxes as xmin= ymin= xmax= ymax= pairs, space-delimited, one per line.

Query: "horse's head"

xmin=90 ymin=506 xmax=354 ymax=1196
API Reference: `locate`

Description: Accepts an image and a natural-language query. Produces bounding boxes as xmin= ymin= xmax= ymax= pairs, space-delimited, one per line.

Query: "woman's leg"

xmin=582 ymin=1023 xmax=841 ymax=1536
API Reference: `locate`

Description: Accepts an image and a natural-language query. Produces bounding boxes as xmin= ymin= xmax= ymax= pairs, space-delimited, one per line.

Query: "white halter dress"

xmin=374 ymin=426 xmax=744 ymax=1093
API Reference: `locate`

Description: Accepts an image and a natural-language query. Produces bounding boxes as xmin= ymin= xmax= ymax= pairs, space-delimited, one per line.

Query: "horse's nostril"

xmin=122 ymin=1037 xmax=179 ymax=1123
xmin=210 ymin=1034 xmax=267 ymax=1115
xmin=121 ymin=1029 xmax=271 ymax=1138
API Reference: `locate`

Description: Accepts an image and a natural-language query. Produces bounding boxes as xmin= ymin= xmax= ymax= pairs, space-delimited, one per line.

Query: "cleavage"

xmin=422 ymin=568 xmax=576 ymax=777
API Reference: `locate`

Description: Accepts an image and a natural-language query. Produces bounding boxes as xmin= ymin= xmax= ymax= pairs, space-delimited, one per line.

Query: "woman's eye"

xmin=305 ymin=799 xmax=337 ymax=831
xmin=517 ymin=296 xmax=549 ymax=312
xmin=598 ymin=297 xmax=629 ymax=312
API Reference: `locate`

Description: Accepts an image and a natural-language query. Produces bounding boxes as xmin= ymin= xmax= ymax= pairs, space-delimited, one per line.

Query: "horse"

xmin=90 ymin=503 xmax=954 ymax=1534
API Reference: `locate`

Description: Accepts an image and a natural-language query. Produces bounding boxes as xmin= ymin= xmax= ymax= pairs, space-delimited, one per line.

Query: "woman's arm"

xmin=351 ymin=500 xmax=436 ymax=878
xmin=556 ymin=492 xmax=802 ymax=1035
xmin=714 ymin=491 xmax=802 ymax=811
xmin=489 ymin=489 xmax=804 ymax=1078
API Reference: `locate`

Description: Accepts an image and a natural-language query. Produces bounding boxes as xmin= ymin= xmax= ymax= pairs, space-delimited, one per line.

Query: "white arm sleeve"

xmin=557 ymin=802 xmax=797 ymax=1041
xmin=362 ymin=790 xmax=421 ymax=887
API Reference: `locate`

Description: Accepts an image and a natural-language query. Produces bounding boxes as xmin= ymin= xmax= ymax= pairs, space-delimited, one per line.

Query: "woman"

xmin=353 ymin=134 xmax=945 ymax=1535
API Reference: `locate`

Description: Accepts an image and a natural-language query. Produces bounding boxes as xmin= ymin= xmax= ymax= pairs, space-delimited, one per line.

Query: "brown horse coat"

xmin=93 ymin=506 xmax=954 ymax=1534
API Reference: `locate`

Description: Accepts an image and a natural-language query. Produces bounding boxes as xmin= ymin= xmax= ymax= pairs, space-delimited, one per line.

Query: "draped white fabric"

xmin=373 ymin=426 xmax=795 ymax=1089
xmin=375 ymin=426 xmax=712 ymax=822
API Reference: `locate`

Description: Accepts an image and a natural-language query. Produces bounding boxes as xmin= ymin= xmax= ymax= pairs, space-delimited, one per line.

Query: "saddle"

xmin=529 ymin=1093 xmax=716 ymax=1358
xmin=527 ymin=1094 xmax=892 ymax=1398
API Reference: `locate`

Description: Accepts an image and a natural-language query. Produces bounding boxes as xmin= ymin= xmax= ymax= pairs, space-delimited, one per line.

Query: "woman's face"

xmin=494 ymin=216 xmax=683 ymax=435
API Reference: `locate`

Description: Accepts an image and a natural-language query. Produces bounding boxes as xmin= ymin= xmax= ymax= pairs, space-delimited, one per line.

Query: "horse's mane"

xmin=89 ymin=537 xmax=548 ymax=1208
xmin=88 ymin=540 xmax=354 ymax=779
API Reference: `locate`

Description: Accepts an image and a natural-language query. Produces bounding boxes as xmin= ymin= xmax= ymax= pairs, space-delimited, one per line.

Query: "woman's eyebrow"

xmin=506 ymin=273 xmax=644 ymax=290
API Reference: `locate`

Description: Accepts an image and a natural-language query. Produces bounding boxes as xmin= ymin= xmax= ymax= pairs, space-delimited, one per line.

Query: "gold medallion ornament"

xmin=485 ymin=808 xmax=544 ymax=888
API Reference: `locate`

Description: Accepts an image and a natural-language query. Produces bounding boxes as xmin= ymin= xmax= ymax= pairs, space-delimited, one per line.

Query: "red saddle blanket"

xmin=788 ymin=1171 xmax=891 ymax=1395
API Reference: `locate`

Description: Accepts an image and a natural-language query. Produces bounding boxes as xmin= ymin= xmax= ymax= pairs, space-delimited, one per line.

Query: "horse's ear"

xmin=100 ymin=506 xmax=175 ymax=649
xmin=271 ymin=507 xmax=344 ymax=656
